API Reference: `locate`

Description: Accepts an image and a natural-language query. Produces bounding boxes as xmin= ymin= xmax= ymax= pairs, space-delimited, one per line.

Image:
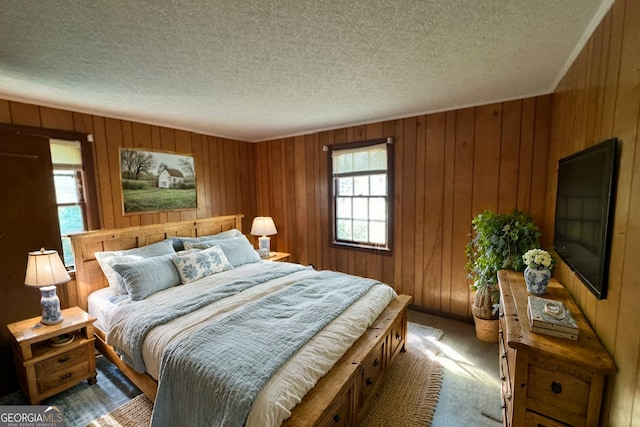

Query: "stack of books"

xmin=527 ymin=295 xmax=579 ymax=341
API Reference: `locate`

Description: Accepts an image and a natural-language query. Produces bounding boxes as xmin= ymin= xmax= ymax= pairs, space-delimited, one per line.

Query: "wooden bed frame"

xmin=70 ymin=214 xmax=411 ymax=426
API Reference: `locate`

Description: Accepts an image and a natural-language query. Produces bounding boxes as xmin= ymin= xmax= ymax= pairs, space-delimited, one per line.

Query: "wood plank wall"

xmin=255 ymin=95 xmax=552 ymax=318
xmin=0 ymin=99 xmax=257 ymax=231
xmin=0 ymin=98 xmax=257 ymax=309
xmin=545 ymin=0 xmax=640 ymax=425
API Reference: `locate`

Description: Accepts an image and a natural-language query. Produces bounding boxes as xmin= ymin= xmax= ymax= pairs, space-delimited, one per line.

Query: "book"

xmin=527 ymin=295 xmax=579 ymax=336
xmin=530 ymin=325 xmax=579 ymax=341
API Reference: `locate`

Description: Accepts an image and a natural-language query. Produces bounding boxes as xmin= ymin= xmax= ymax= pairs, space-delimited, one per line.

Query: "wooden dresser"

xmin=498 ymin=270 xmax=615 ymax=427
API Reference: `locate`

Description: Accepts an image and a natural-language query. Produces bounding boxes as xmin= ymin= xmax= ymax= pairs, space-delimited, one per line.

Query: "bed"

xmin=70 ymin=214 xmax=411 ymax=426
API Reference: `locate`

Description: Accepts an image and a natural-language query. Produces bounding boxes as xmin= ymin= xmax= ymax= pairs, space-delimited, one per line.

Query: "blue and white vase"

xmin=524 ymin=265 xmax=551 ymax=295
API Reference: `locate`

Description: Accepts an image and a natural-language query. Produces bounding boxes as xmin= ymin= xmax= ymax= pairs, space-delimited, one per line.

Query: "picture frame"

xmin=119 ymin=148 xmax=197 ymax=214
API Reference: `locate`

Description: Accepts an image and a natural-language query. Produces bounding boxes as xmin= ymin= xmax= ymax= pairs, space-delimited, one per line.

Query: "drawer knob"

xmin=58 ymin=356 xmax=71 ymax=363
xmin=333 ymin=414 xmax=340 ymax=423
xmin=551 ymin=381 xmax=562 ymax=394
xmin=366 ymin=377 xmax=373 ymax=386
xmin=373 ymin=359 xmax=380 ymax=368
xmin=61 ymin=373 xmax=73 ymax=380
xmin=501 ymin=352 xmax=507 ymax=359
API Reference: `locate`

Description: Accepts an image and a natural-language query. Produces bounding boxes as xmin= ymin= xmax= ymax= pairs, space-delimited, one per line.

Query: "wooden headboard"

xmin=70 ymin=214 xmax=244 ymax=311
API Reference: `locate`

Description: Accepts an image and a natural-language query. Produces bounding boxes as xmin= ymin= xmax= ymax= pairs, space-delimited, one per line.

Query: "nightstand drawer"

xmin=37 ymin=361 xmax=90 ymax=394
xmin=35 ymin=344 xmax=89 ymax=378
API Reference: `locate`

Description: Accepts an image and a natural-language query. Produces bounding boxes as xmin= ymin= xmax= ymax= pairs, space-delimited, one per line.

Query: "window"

xmin=329 ymin=138 xmax=393 ymax=251
xmin=50 ymin=139 xmax=88 ymax=267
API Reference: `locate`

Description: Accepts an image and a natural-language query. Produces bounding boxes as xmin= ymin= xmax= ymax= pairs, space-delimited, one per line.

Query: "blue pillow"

xmin=186 ymin=234 xmax=261 ymax=267
xmin=95 ymin=239 xmax=176 ymax=295
xmin=111 ymin=253 xmax=181 ymax=301
xmin=169 ymin=229 xmax=242 ymax=251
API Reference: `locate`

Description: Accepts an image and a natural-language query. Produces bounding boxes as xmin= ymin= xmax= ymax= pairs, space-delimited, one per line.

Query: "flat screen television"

xmin=553 ymin=138 xmax=617 ymax=299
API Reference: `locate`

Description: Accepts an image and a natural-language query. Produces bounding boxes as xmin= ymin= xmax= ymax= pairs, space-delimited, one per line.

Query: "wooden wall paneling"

xmin=451 ymin=108 xmax=475 ymax=316
xmin=413 ymin=115 xmax=427 ymax=307
xmin=472 ymin=103 xmax=502 ymax=215
xmin=9 ymin=102 xmax=41 ymax=127
xmin=91 ymin=116 xmax=115 ymax=229
xmin=401 ymin=118 xmax=417 ymax=297
xmin=381 ymin=121 xmax=397 ymax=288
xmin=601 ymin=2 xmax=624 ymax=141
xmin=392 ymin=120 xmax=404 ymax=294
xmin=293 ymin=136 xmax=308 ymax=264
xmin=270 ymin=140 xmax=285 ymax=253
xmin=318 ymin=131 xmax=331 ymax=272
xmin=40 ymin=106 xmax=74 ymax=131
xmin=208 ymin=137 xmax=222 ymax=217
xmin=191 ymin=134 xmax=209 ymax=219
xmin=517 ymin=98 xmax=536 ymax=214
xmin=530 ymin=96 xmax=551 ymax=242
xmin=586 ymin=25 xmax=604 ymax=147
xmin=104 ymin=118 xmax=130 ymax=228
xmin=0 ymin=99 xmax=11 ymax=122
xmin=439 ymin=111 xmax=456 ymax=313
xmin=498 ymin=100 xmax=522 ymax=213
xmin=610 ymin=0 xmax=640 ymax=424
xmin=424 ymin=112 xmax=446 ymax=310
xmin=305 ymin=135 xmax=317 ymax=267
xmin=222 ymin=140 xmax=238 ymax=216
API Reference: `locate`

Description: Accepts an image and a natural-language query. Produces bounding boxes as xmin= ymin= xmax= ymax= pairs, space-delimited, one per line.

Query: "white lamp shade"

xmin=25 ymin=248 xmax=70 ymax=287
xmin=251 ymin=217 xmax=277 ymax=236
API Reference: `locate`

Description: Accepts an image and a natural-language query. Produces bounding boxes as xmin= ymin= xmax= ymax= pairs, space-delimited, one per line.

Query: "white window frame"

xmin=328 ymin=137 xmax=393 ymax=252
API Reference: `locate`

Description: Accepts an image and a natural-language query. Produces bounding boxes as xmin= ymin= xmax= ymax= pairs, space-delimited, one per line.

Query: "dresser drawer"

xmin=319 ymin=385 xmax=353 ymax=427
xmin=361 ymin=340 xmax=385 ymax=405
xmin=527 ymin=364 xmax=591 ymax=417
xmin=35 ymin=345 xmax=89 ymax=379
xmin=524 ymin=410 xmax=570 ymax=427
xmin=37 ymin=361 xmax=90 ymax=394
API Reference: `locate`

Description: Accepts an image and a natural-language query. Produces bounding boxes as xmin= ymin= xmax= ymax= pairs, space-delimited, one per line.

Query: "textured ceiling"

xmin=0 ymin=1 xmax=613 ymax=142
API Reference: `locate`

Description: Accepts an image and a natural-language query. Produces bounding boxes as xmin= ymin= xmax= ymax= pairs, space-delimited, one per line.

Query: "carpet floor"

xmin=88 ymin=322 xmax=444 ymax=427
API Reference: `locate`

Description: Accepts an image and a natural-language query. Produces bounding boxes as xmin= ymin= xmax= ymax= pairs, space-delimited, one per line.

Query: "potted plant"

xmin=465 ymin=210 xmax=541 ymax=342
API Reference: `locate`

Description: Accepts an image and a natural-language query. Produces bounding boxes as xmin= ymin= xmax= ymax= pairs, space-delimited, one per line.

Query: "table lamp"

xmin=25 ymin=248 xmax=70 ymax=325
xmin=250 ymin=217 xmax=277 ymax=257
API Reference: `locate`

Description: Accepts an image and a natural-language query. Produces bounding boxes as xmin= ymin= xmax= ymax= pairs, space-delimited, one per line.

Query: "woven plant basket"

xmin=473 ymin=315 xmax=499 ymax=343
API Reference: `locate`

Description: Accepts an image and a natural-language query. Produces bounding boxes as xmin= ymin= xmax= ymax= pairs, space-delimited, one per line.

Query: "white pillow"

xmin=172 ymin=245 xmax=233 ymax=284
xmin=185 ymin=234 xmax=261 ymax=267
xmin=95 ymin=239 xmax=175 ymax=295
xmin=111 ymin=254 xmax=181 ymax=301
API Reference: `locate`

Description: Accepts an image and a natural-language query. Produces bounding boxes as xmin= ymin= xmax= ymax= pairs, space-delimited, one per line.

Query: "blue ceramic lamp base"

xmin=40 ymin=285 xmax=63 ymax=325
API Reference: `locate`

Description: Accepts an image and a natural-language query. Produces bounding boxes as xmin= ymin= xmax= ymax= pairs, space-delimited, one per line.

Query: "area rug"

xmin=87 ymin=322 xmax=444 ymax=427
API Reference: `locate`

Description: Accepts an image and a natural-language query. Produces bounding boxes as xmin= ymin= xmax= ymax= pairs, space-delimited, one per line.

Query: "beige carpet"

xmin=87 ymin=322 xmax=443 ymax=427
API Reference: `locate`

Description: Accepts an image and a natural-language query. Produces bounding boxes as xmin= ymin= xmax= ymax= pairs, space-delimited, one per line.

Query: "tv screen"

xmin=553 ymin=138 xmax=617 ymax=299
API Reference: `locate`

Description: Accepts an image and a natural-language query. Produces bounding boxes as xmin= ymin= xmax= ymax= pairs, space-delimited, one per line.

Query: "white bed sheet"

xmin=88 ymin=262 xmax=396 ymax=427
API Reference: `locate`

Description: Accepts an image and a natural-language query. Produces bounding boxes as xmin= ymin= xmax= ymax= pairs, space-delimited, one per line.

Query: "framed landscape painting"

xmin=119 ymin=148 xmax=197 ymax=214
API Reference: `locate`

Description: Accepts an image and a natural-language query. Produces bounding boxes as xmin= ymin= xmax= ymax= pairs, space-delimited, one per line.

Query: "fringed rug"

xmin=87 ymin=322 xmax=444 ymax=427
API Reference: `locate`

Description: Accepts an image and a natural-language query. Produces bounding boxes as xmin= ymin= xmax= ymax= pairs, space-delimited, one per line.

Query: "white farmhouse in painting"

xmin=158 ymin=168 xmax=184 ymax=188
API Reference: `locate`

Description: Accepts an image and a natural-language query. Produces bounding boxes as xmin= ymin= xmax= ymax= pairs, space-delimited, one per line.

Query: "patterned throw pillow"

xmin=171 ymin=245 xmax=233 ymax=284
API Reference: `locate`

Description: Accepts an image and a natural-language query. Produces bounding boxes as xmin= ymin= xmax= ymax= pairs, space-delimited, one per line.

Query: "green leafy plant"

xmin=465 ymin=210 xmax=541 ymax=319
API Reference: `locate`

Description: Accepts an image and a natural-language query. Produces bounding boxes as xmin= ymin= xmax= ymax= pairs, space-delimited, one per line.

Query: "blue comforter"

xmin=150 ymin=270 xmax=380 ymax=427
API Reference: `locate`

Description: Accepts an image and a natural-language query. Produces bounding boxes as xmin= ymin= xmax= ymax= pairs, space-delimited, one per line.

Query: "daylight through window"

xmin=329 ymin=138 xmax=393 ymax=251
xmin=50 ymin=139 xmax=86 ymax=267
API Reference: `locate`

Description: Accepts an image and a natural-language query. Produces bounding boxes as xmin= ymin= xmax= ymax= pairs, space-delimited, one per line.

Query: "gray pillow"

xmin=112 ymin=253 xmax=181 ymax=301
xmin=186 ymin=234 xmax=260 ymax=267
xmin=95 ymin=239 xmax=176 ymax=295
xmin=169 ymin=228 xmax=242 ymax=251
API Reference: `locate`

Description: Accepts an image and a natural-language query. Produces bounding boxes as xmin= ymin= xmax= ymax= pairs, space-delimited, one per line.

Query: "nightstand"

xmin=7 ymin=306 xmax=97 ymax=404
xmin=265 ymin=251 xmax=290 ymax=262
